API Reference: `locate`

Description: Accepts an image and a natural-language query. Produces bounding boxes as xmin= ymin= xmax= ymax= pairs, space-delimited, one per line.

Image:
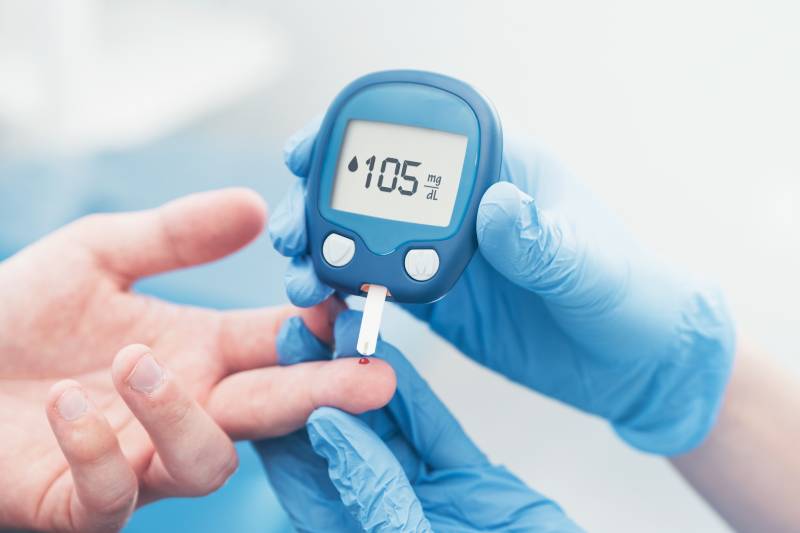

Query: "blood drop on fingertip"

xmin=358 ymin=357 xmax=370 ymax=365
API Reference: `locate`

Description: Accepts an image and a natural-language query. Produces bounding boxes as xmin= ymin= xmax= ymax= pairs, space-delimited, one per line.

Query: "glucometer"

xmin=306 ymin=70 xmax=502 ymax=355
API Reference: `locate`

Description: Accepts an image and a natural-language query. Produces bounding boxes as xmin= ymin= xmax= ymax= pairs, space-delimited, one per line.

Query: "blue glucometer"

xmin=306 ymin=70 xmax=502 ymax=304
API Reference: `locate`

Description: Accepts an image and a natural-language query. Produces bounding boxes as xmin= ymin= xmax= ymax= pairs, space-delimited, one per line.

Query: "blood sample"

xmin=358 ymin=357 xmax=370 ymax=365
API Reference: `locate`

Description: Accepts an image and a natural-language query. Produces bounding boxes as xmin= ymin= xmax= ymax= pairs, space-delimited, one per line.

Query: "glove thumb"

xmin=308 ymin=407 xmax=432 ymax=533
xmin=476 ymin=181 xmax=585 ymax=301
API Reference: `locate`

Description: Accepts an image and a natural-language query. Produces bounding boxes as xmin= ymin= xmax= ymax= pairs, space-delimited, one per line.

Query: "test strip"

xmin=357 ymin=284 xmax=388 ymax=355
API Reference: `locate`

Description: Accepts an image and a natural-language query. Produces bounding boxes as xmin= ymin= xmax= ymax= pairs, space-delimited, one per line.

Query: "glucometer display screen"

xmin=330 ymin=120 xmax=468 ymax=227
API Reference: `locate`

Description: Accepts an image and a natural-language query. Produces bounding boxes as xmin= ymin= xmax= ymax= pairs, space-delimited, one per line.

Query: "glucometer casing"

xmin=306 ymin=70 xmax=502 ymax=304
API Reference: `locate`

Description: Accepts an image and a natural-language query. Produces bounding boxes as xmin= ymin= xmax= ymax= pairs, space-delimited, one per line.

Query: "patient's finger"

xmin=111 ymin=344 xmax=238 ymax=497
xmin=46 ymin=380 xmax=138 ymax=533
xmin=334 ymin=310 xmax=488 ymax=470
xmin=217 ymin=298 xmax=345 ymax=372
xmin=206 ymin=357 xmax=396 ymax=440
xmin=64 ymin=188 xmax=267 ymax=283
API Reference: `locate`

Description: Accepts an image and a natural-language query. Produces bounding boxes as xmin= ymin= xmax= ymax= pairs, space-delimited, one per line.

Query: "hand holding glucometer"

xmin=302 ymin=70 xmax=502 ymax=354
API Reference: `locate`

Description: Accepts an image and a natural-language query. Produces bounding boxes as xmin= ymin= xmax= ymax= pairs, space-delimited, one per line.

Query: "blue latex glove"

xmin=269 ymin=120 xmax=736 ymax=454
xmin=255 ymin=311 xmax=583 ymax=532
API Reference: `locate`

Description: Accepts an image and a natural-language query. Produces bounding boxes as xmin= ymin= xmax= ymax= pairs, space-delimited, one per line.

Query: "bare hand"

xmin=0 ymin=189 xmax=395 ymax=532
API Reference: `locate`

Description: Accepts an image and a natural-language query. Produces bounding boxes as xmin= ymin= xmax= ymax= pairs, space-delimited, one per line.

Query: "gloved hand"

xmin=255 ymin=311 xmax=584 ymax=532
xmin=269 ymin=120 xmax=736 ymax=454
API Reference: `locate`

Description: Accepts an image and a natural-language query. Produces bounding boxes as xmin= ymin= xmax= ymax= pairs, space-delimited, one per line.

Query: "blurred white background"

xmin=1 ymin=1 xmax=798 ymax=532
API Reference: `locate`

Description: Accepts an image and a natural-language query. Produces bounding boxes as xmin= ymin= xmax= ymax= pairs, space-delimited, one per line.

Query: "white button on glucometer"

xmin=322 ymin=233 xmax=355 ymax=267
xmin=404 ymin=249 xmax=440 ymax=281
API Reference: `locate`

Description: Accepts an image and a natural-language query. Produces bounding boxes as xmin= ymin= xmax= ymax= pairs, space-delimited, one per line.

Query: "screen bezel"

xmin=316 ymin=82 xmax=480 ymax=255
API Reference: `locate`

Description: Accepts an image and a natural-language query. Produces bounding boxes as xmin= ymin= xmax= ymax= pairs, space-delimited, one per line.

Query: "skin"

xmin=0 ymin=188 xmax=396 ymax=532
xmin=671 ymin=342 xmax=800 ymax=533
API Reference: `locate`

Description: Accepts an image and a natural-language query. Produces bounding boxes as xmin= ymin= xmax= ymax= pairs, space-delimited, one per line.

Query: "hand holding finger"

xmin=334 ymin=310 xmax=488 ymax=470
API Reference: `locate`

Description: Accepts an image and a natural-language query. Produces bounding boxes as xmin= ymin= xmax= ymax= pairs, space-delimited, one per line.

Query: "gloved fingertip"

xmin=285 ymin=257 xmax=335 ymax=307
xmin=268 ymin=181 xmax=308 ymax=257
xmin=283 ymin=118 xmax=322 ymax=177
xmin=476 ymin=181 xmax=538 ymax=245
xmin=477 ymin=181 xmax=567 ymax=295
xmin=287 ymin=282 xmax=334 ymax=308
xmin=276 ymin=316 xmax=331 ymax=365
xmin=332 ymin=310 xmax=363 ymax=358
xmin=308 ymin=408 xmax=432 ymax=532
xmin=308 ymin=405 xmax=348 ymax=430
xmin=306 ymin=407 xmax=360 ymax=461
xmin=269 ymin=219 xmax=306 ymax=258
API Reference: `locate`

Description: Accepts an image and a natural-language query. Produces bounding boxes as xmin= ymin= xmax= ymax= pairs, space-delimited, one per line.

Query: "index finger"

xmin=283 ymin=116 xmax=322 ymax=178
xmin=206 ymin=356 xmax=396 ymax=440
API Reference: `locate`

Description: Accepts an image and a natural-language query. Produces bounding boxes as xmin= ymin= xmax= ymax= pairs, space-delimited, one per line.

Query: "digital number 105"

xmin=361 ymin=156 xmax=421 ymax=196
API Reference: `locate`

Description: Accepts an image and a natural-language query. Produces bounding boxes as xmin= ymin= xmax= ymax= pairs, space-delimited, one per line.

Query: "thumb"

xmin=477 ymin=181 xmax=631 ymax=317
xmin=477 ymin=181 xmax=584 ymax=300
xmin=61 ymin=188 xmax=266 ymax=284
xmin=307 ymin=407 xmax=432 ymax=533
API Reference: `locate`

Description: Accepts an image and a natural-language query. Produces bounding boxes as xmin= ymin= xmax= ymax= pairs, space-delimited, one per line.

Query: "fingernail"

xmin=127 ymin=354 xmax=164 ymax=394
xmin=57 ymin=388 xmax=88 ymax=421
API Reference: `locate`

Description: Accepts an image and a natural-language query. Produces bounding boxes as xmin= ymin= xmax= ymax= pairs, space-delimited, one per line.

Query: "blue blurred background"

xmin=1 ymin=1 xmax=798 ymax=532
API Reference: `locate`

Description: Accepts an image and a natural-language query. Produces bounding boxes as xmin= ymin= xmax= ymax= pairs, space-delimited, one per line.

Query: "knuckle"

xmin=88 ymin=480 xmax=137 ymax=519
xmin=179 ymin=446 xmax=239 ymax=496
xmin=66 ymin=424 xmax=118 ymax=465
xmin=152 ymin=390 xmax=193 ymax=428
xmin=206 ymin=450 xmax=239 ymax=492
